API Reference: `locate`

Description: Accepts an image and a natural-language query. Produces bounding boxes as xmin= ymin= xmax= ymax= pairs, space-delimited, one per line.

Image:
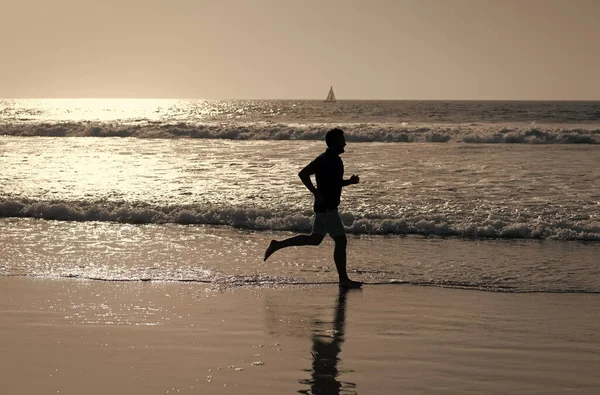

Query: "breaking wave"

xmin=2 ymin=121 xmax=600 ymax=143
xmin=2 ymin=198 xmax=599 ymax=241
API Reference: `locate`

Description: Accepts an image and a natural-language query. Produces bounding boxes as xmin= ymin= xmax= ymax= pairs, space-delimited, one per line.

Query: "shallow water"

xmin=2 ymin=218 xmax=599 ymax=293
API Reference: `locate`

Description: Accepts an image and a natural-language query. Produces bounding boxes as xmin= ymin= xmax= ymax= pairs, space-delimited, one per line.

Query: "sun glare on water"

xmin=5 ymin=98 xmax=191 ymax=123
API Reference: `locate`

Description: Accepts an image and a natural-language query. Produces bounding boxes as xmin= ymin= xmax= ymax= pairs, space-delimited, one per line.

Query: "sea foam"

xmin=2 ymin=198 xmax=599 ymax=241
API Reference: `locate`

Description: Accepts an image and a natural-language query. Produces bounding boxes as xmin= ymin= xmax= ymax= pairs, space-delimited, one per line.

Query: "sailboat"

xmin=325 ymin=86 xmax=336 ymax=102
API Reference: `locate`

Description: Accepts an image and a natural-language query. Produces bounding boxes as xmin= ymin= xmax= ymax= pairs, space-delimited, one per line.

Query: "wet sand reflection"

xmin=298 ymin=287 xmax=359 ymax=395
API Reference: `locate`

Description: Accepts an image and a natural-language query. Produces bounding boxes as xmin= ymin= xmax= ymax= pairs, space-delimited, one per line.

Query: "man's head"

xmin=325 ymin=128 xmax=346 ymax=154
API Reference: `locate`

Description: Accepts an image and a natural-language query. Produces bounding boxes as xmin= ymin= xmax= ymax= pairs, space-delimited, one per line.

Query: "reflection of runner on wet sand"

xmin=299 ymin=287 xmax=358 ymax=395
xmin=263 ymin=128 xmax=362 ymax=288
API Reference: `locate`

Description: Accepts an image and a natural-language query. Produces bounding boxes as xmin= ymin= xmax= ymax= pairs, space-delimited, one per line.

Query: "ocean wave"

xmin=2 ymin=198 xmax=599 ymax=241
xmin=1 ymin=121 xmax=599 ymax=143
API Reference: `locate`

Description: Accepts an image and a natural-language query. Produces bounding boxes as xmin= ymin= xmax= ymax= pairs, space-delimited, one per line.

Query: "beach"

xmin=4 ymin=0 xmax=600 ymax=391
xmin=1 ymin=99 xmax=599 ymax=393
xmin=1 ymin=276 xmax=599 ymax=394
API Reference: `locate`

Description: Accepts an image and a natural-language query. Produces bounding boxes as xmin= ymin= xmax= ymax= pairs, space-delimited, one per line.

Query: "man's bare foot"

xmin=339 ymin=279 xmax=363 ymax=289
xmin=263 ymin=240 xmax=279 ymax=261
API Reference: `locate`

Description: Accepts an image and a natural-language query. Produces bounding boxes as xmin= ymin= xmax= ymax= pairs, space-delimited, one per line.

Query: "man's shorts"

xmin=311 ymin=209 xmax=346 ymax=238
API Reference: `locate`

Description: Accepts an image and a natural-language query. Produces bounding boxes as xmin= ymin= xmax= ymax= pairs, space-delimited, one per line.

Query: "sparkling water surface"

xmin=1 ymin=137 xmax=598 ymax=240
xmin=1 ymin=99 xmax=599 ymax=292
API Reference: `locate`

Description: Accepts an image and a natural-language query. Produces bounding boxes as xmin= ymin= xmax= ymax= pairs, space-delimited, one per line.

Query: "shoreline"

xmin=3 ymin=273 xmax=600 ymax=294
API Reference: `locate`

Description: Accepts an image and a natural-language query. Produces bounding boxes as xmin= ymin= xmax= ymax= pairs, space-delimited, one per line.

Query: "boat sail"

xmin=325 ymin=86 xmax=336 ymax=102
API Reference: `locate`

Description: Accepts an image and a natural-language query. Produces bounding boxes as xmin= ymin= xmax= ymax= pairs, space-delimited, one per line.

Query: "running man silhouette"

xmin=264 ymin=128 xmax=362 ymax=288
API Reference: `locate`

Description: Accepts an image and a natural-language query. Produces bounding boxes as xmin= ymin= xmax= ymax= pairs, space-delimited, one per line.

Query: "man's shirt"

xmin=310 ymin=149 xmax=344 ymax=212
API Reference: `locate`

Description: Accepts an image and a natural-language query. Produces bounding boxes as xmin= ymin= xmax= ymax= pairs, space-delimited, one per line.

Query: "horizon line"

xmin=2 ymin=97 xmax=600 ymax=102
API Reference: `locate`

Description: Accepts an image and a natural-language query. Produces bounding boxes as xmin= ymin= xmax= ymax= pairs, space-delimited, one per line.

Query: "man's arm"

xmin=299 ymin=163 xmax=325 ymax=206
xmin=342 ymin=174 xmax=360 ymax=187
xmin=298 ymin=163 xmax=318 ymax=195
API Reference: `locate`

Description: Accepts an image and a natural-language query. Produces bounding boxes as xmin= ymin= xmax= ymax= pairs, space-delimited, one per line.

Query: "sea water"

xmin=1 ymin=99 xmax=599 ymax=292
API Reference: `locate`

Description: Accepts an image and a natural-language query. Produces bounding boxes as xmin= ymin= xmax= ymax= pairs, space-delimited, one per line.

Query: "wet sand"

xmin=1 ymin=277 xmax=599 ymax=394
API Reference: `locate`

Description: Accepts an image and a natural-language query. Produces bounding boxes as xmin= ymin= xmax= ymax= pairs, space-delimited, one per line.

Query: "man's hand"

xmin=350 ymin=175 xmax=360 ymax=184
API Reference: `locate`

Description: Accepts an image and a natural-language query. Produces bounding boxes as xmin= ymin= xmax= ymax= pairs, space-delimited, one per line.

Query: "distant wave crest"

xmin=2 ymin=198 xmax=599 ymax=241
xmin=2 ymin=121 xmax=600 ymax=143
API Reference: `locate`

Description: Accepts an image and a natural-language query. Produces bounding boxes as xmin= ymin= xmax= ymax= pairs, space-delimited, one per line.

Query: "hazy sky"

xmin=2 ymin=0 xmax=599 ymax=100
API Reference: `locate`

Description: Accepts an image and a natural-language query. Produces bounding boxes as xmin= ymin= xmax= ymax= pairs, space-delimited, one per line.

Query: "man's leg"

xmin=264 ymin=213 xmax=326 ymax=261
xmin=332 ymin=236 xmax=361 ymax=288
xmin=264 ymin=234 xmax=324 ymax=261
xmin=332 ymin=235 xmax=349 ymax=280
xmin=326 ymin=210 xmax=362 ymax=288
